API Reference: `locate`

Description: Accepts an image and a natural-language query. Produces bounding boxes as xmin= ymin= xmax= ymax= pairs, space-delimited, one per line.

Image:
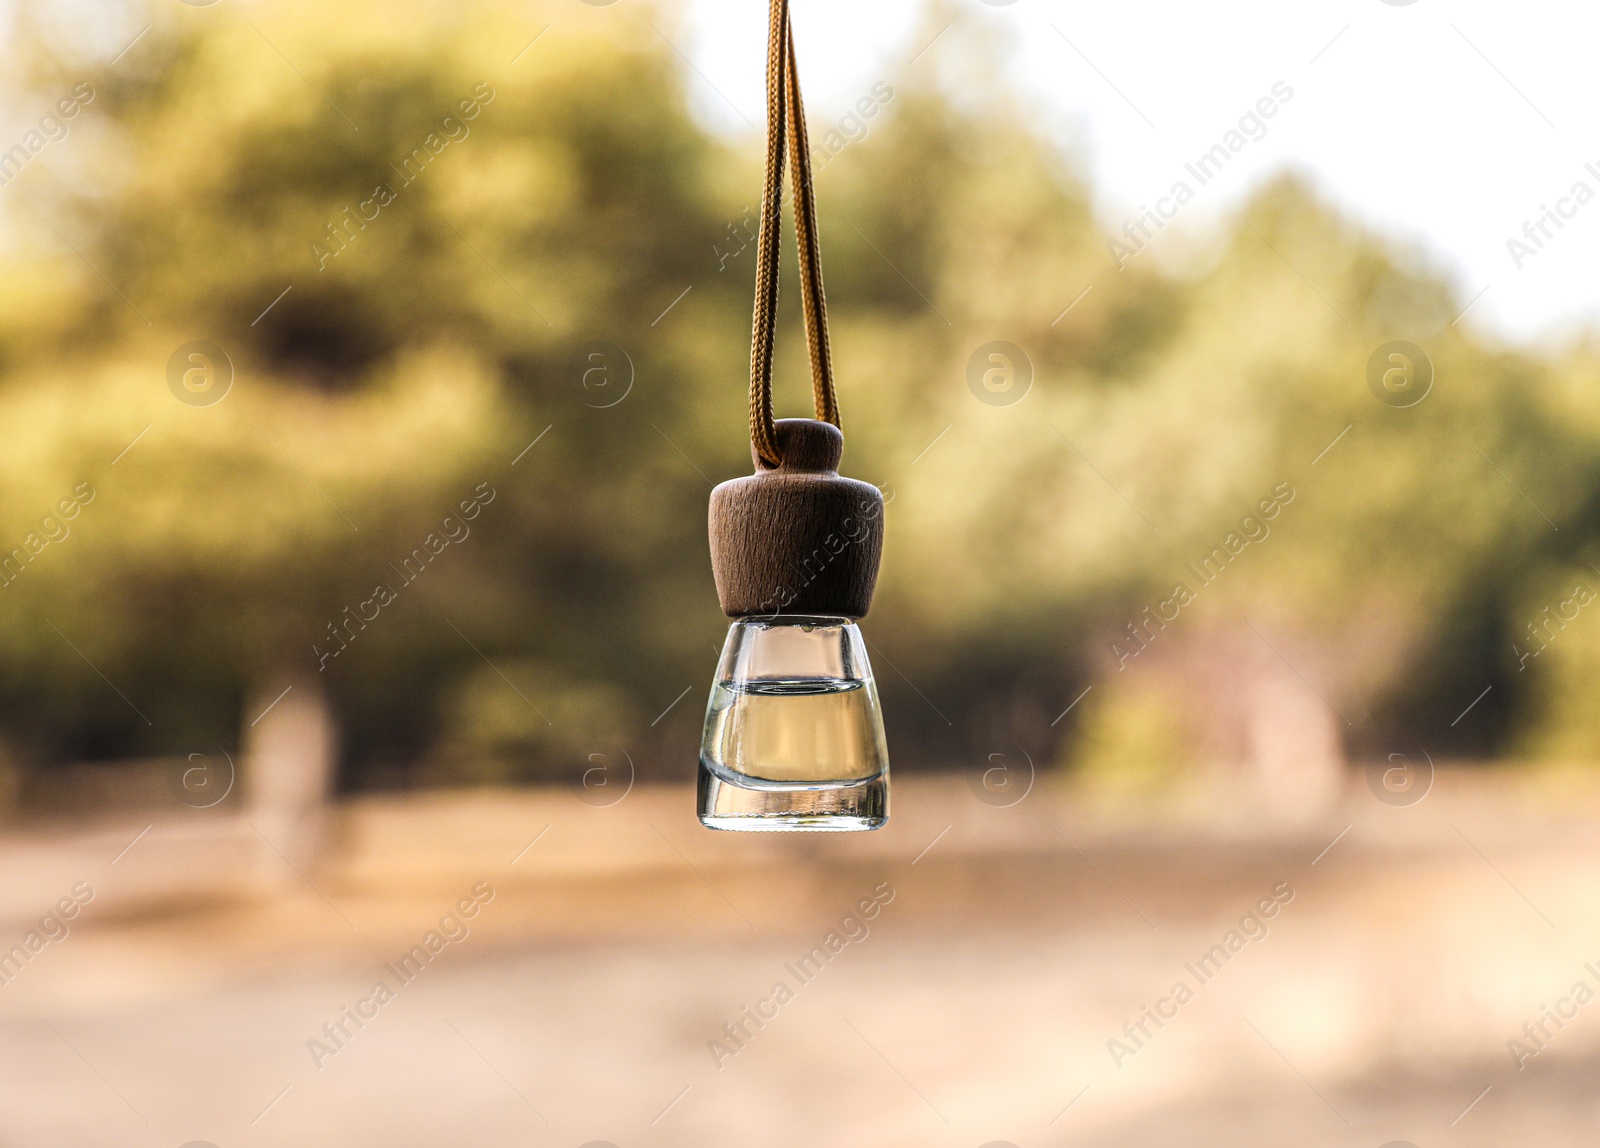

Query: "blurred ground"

xmin=0 ymin=768 xmax=1597 ymax=1147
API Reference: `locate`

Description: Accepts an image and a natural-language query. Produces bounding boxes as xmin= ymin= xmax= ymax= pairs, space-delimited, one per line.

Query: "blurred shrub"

xmin=1069 ymin=686 xmax=1193 ymax=797
xmin=0 ymin=0 xmax=1598 ymax=789
xmin=433 ymin=660 xmax=640 ymax=786
xmin=1512 ymin=564 xmax=1600 ymax=762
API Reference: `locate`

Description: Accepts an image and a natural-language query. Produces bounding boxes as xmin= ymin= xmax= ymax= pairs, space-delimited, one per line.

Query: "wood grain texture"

xmin=709 ymin=419 xmax=884 ymax=619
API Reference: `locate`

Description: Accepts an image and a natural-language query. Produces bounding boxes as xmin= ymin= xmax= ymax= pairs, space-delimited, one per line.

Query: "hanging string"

xmin=748 ymin=0 xmax=838 ymax=467
xmin=783 ymin=13 xmax=837 ymax=431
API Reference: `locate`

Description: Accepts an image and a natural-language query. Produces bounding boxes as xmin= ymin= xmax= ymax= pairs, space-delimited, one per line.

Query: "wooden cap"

xmin=708 ymin=419 xmax=885 ymax=619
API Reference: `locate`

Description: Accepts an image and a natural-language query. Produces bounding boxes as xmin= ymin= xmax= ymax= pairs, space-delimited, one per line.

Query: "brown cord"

xmin=748 ymin=0 xmax=837 ymax=467
xmin=784 ymin=17 xmax=837 ymax=430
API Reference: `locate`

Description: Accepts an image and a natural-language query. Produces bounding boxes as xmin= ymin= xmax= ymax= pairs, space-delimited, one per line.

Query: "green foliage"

xmin=1069 ymin=686 xmax=1193 ymax=796
xmin=1 ymin=0 xmax=1598 ymax=782
xmin=1510 ymin=566 xmax=1600 ymax=762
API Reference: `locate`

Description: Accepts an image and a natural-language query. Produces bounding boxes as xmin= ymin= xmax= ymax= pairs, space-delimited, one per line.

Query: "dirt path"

xmin=0 ymin=770 xmax=1596 ymax=1146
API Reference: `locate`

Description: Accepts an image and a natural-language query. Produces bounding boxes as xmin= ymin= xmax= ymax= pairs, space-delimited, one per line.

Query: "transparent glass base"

xmin=698 ymin=758 xmax=888 ymax=831
xmin=697 ymin=616 xmax=889 ymax=832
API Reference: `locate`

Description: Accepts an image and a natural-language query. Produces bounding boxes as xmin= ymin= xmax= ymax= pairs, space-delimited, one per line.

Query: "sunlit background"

xmin=0 ymin=0 xmax=1597 ymax=1144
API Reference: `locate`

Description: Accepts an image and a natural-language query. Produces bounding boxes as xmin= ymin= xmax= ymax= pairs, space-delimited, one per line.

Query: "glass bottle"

xmin=698 ymin=615 xmax=888 ymax=831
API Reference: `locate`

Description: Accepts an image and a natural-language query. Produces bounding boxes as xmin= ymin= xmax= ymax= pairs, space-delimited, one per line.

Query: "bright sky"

xmin=0 ymin=0 xmax=1594 ymax=346
xmin=680 ymin=0 xmax=1600 ymax=347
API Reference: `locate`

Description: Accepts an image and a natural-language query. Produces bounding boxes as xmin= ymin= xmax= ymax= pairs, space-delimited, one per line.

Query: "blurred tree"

xmin=0 ymin=0 xmax=1595 ymax=801
xmin=0 ymin=0 xmax=750 ymax=789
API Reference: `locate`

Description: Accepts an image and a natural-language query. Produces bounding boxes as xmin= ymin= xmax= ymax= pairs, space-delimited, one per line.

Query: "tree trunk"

xmin=245 ymin=672 xmax=337 ymax=881
xmin=1244 ymin=666 xmax=1344 ymax=821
